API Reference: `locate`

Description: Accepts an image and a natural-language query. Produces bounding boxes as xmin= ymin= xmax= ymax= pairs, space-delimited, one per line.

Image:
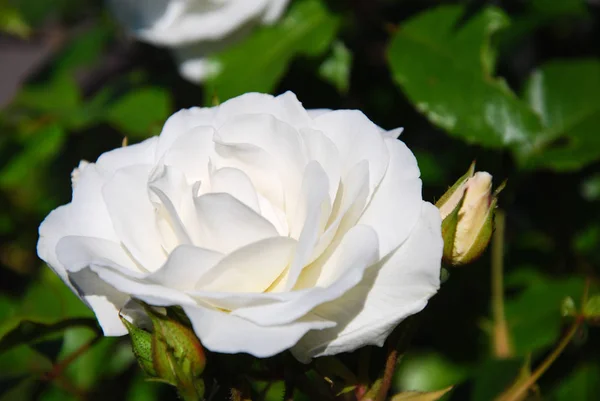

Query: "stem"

xmin=495 ymin=317 xmax=582 ymax=401
xmin=491 ymin=210 xmax=512 ymax=358
xmin=374 ymin=345 xmax=399 ymax=401
xmin=41 ymin=334 xmax=102 ymax=382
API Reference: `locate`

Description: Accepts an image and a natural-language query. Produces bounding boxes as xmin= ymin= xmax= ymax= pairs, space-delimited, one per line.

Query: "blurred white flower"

xmin=38 ymin=92 xmax=442 ymax=361
xmin=108 ymin=0 xmax=291 ymax=82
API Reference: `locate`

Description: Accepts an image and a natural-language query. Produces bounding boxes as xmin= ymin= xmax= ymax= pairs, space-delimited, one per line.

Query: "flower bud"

xmin=436 ymin=162 xmax=504 ymax=266
xmin=121 ymin=306 xmax=206 ymax=400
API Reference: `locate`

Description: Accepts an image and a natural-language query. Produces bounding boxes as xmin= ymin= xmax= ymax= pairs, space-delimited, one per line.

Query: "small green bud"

xmin=120 ymin=316 xmax=157 ymax=377
xmin=436 ymin=162 xmax=504 ymax=266
xmin=122 ymin=306 xmax=206 ymax=401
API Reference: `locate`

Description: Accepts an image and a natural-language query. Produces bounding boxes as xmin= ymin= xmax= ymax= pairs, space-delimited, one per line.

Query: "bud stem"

xmin=491 ymin=210 xmax=513 ymax=358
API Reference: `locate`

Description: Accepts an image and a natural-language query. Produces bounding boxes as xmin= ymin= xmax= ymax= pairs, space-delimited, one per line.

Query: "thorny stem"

xmin=491 ymin=210 xmax=513 ymax=358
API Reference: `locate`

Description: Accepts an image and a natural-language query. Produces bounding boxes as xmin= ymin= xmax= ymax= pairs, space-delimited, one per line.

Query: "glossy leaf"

xmin=388 ymin=5 xmax=543 ymax=149
xmin=521 ymin=59 xmax=600 ymax=171
xmin=205 ymin=0 xmax=340 ymax=103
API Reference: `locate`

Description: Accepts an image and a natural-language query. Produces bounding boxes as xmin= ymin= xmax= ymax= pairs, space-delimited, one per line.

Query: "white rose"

xmin=108 ymin=0 xmax=291 ymax=82
xmin=37 ymin=92 xmax=442 ymax=361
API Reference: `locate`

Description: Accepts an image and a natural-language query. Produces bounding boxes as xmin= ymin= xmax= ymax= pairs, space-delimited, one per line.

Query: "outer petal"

xmin=358 ymin=137 xmax=422 ymax=257
xmin=262 ymin=0 xmax=291 ymax=23
xmin=183 ymin=304 xmax=334 ymax=358
xmin=214 ymin=92 xmax=313 ymax=129
xmin=37 ymin=164 xmax=118 ymax=282
xmin=291 ymin=202 xmax=442 ymax=360
xmin=96 ymin=137 xmax=158 ymax=172
xmin=156 ymin=112 xmax=215 ymax=160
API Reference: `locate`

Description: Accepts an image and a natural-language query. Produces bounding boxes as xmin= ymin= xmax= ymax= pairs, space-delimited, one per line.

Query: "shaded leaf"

xmin=583 ymin=296 xmax=600 ymax=319
xmin=551 ymin=363 xmax=600 ymax=401
xmin=472 ymin=358 xmax=523 ymax=401
xmin=522 ymin=59 xmax=600 ymax=171
xmin=105 ymin=87 xmax=172 ymax=139
xmin=388 ymin=5 xmax=542 ymax=149
xmin=504 ymin=269 xmax=585 ymax=355
xmin=0 ymin=318 xmax=98 ymax=354
xmin=205 ymin=0 xmax=340 ymax=103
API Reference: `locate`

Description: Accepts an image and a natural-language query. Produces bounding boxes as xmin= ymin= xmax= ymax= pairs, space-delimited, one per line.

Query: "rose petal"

xmin=68 ymin=269 xmax=130 ymax=336
xmin=284 ymin=161 xmax=330 ymax=290
xmin=148 ymin=245 xmax=223 ymax=291
xmin=215 ymin=113 xmax=307 ymax=217
xmin=156 ymin=111 xmax=216 ymax=160
xmin=209 ymin=167 xmax=260 ymax=213
xmin=192 ymin=192 xmax=279 ymax=253
xmin=231 ymin=225 xmax=380 ymax=326
xmin=135 ymin=0 xmax=271 ymax=45
xmin=96 ymin=137 xmax=158 ymax=172
xmin=314 ymin=110 xmax=389 ymax=196
xmin=215 ymin=92 xmax=312 ymax=128
xmin=358 ymin=137 xmax=422 ymax=256
xmin=102 ymin=165 xmax=166 ymax=272
xmin=291 ymin=202 xmax=442 ymax=359
xmin=182 ymin=304 xmax=334 ymax=358
xmin=196 ymin=236 xmax=296 ymax=294
xmin=38 ymin=164 xmax=119 ymax=282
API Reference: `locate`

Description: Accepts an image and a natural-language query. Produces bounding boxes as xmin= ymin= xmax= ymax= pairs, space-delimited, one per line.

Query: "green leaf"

xmin=126 ymin=373 xmax=163 ymax=401
xmin=581 ymin=173 xmax=600 ymax=202
xmin=471 ymin=358 xmax=523 ymax=401
xmin=0 ymin=2 xmax=31 ymax=37
xmin=0 ymin=124 xmax=65 ymax=189
xmin=521 ymin=59 xmax=600 ymax=171
xmin=388 ymin=5 xmax=543 ymax=149
xmin=16 ymin=74 xmax=80 ymax=115
xmin=319 ymin=41 xmax=352 ymax=94
xmin=504 ymin=269 xmax=585 ymax=355
xmin=583 ymin=295 xmax=600 ymax=319
xmin=551 ymin=363 xmax=600 ymax=401
xmin=394 ymin=352 xmax=469 ymax=393
xmin=105 ymin=87 xmax=172 ymax=139
xmin=529 ymin=0 xmax=587 ymax=18
xmin=205 ymin=0 xmax=340 ymax=103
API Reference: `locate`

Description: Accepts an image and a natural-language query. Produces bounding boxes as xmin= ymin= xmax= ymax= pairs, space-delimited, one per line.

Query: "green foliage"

xmin=521 ymin=60 xmax=600 ymax=171
xmin=319 ymin=41 xmax=352 ymax=94
xmin=0 ymin=0 xmax=599 ymax=399
xmin=388 ymin=5 xmax=542 ymax=149
xmin=504 ymin=269 xmax=584 ymax=355
xmin=105 ymin=87 xmax=172 ymax=139
xmin=204 ymin=0 xmax=340 ymax=103
xmin=388 ymin=5 xmax=600 ymax=171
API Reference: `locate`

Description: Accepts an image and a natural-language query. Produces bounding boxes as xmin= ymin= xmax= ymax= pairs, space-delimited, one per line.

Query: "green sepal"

xmin=435 ymin=161 xmax=475 ymax=208
xmin=120 ymin=316 xmax=157 ymax=377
